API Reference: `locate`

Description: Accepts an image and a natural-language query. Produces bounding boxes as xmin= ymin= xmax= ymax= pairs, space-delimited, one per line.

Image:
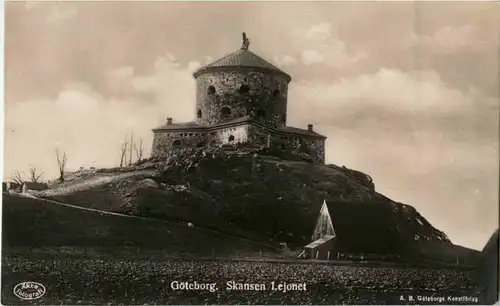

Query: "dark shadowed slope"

xmin=2 ymin=193 xmax=277 ymax=257
xmin=476 ymin=229 xmax=499 ymax=304
xmin=39 ymin=147 xmax=476 ymax=260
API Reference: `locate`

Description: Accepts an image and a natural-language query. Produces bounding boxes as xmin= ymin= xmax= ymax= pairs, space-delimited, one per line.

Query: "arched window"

xmin=256 ymin=109 xmax=266 ymax=118
xmin=239 ymin=84 xmax=250 ymax=94
xmin=221 ymin=107 xmax=231 ymax=117
xmin=197 ymin=109 xmax=202 ymax=118
xmin=173 ymin=140 xmax=182 ymax=147
xmin=207 ymin=86 xmax=216 ymax=95
xmin=228 ymin=135 xmax=235 ymax=142
xmin=273 ymin=89 xmax=280 ymax=98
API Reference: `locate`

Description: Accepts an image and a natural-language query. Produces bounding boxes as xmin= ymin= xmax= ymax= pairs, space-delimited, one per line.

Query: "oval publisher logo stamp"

xmin=13 ymin=282 xmax=46 ymax=300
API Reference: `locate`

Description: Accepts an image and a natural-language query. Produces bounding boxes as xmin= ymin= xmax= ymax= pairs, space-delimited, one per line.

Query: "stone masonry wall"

xmin=151 ymin=131 xmax=209 ymax=157
xmin=214 ymin=125 xmax=249 ymax=145
xmin=152 ymin=124 xmax=324 ymax=163
xmin=195 ymin=68 xmax=289 ymax=128
xmin=247 ymin=124 xmax=326 ymax=164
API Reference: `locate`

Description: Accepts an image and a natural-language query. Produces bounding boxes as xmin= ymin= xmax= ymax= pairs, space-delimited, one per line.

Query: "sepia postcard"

xmin=1 ymin=1 xmax=499 ymax=305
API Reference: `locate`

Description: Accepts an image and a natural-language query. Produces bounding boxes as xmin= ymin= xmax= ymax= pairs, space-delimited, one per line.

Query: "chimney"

xmin=307 ymin=124 xmax=313 ymax=132
xmin=167 ymin=117 xmax=173 ymax=125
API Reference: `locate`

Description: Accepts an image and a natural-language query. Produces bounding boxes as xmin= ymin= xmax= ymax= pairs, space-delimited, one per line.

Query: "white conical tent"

xmin=311 ymin=200 xmax=336 ymax=241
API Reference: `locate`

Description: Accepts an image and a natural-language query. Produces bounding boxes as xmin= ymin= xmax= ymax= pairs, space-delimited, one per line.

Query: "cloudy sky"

xmin=3 ymin=1 xmax=499 ymax=250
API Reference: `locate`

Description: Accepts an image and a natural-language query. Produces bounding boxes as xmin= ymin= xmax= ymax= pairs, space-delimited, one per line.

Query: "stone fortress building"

xmin=151 ymin=33 xmax=327 ymax=163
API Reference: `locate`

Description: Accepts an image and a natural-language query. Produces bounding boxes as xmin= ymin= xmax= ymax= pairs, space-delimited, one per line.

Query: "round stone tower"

xmin=192 ymin=33 xmax=292 ymax=128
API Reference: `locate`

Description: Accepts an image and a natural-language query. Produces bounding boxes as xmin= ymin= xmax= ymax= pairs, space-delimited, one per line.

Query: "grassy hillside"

xmin=34 ymin=146 xmax=479 ymax=261
xmin=2 ymin=193 xmax=277 ymax=257
xmin=43 ymin=148 xmax=452 ymax=253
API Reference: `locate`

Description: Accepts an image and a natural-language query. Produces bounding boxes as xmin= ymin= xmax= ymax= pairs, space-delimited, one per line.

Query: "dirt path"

xmin=37 ymin=170 xmax=157 ymax=197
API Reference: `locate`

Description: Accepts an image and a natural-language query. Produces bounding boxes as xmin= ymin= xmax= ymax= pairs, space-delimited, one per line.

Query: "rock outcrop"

xmin=47 ymin=146 xmax=456 ymax=258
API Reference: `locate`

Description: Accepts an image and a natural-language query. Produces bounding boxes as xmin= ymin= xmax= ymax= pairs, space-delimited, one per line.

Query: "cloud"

xmin=305 ymin=22 xmax=333 ymax=41
xmin=4 ymin=55 xmax=198 ymax=180
xmin=301 ymin=50 xmax=325 ymax=65
xmin=104 ymin=54 xmax=201 ymax=121
xmin=406 ymin=24 xmax=493 ymax=54
xmin=273 ymin=54 xmax=297 ymax=66
xmin=285 ymin=68 xmax=498 ymax=249
xmin=293 ymin=22 xmax=367 ymax=69
xmin=290 ymin=68 xmax=490 ymax=118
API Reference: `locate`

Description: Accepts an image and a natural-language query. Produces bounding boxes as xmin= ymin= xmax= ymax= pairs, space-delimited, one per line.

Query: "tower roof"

xmin=193 ymin=33 xmax=291 ymax=82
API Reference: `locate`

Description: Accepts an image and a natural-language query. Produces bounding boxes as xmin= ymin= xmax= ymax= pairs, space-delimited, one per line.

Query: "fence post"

xmin=260 ymin=249 xmax=262 ymax=258
xmin=316 ymin=251 xmax=319 ymax=259
xmin=327 ymin=251 xmax=330 ymax=260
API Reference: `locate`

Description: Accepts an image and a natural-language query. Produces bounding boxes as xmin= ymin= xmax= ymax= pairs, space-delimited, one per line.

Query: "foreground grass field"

xmin=2 ymin=255 xmax=479 ymax=305
xmin=2 ymin=193 xmax=277 ymax=258
xmin=1 ymin=192 xmax=485 ymax=304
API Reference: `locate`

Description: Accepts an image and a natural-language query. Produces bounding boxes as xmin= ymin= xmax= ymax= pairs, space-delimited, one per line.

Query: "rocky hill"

xmin=40 ymin=146 xmax=473 ymax=260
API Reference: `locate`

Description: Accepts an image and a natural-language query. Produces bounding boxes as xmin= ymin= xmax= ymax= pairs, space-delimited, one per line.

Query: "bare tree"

xmin=128 ymin=133 xmax=134 ymax=166
xmin=29 ymin=167 xmax=44 ymax=183
xmin=134 ymin=138 xmax=144 ymax=162
xmin=11 ymin=170 xmax=24 ymax=185
xmin=119 ymin=139 xmax=128 ymax=167
xmin=56 ymin=149 xmax=68 ymax=182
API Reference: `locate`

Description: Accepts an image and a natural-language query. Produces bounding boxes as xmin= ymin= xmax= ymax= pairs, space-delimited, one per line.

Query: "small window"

xmin=197 ymin=109 xmax=202 ymax=118
xmin=228 ymin=135 xmax=235 ymax=142
xmin=173 ymin=140 xmax=182 ymax=147
xmin=259 ymin=136 xmax=266 ymax=144
xmin=208 ymin=86 xmax=216 ymax=95
xmin=221 ymin=107 xmax=231 ymax=117
xmin=273 ymin=89 xmax=280 ymax=98
xmin=257 ymin=109 xmax=266 ymax=118
xmin=239 ymin=84 xmax=250 ymax=94
xmin=299 ymin=141 xmax=310 ymax=153
xmin=283 ymin=113 xmax=287 ymax=122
